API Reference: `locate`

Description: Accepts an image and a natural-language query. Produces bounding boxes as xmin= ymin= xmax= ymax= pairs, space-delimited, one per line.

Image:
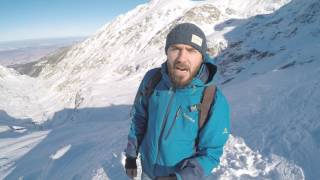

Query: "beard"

xmin=167 ymin=60 xmax=202 ymax=88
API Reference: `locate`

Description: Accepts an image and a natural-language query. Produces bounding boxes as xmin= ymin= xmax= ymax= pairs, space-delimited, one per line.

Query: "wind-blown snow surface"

xmin=0 ymin=0 xmax=319 ymax=179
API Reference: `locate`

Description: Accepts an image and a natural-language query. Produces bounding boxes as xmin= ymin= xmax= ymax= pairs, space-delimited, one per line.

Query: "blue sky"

xmin=0 ymin=0 xmax=147 ymax=42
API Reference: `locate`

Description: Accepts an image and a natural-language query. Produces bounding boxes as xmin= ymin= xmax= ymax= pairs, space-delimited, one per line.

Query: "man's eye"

xmin=170 ymin=47 xmax=179 ymax=52
xmin=188 ymin=48 xmax=197 ymax=53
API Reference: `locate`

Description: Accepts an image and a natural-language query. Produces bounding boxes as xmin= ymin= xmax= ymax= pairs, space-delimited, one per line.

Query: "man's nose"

xmin=177 ymin=49 xmax=188 ymax=62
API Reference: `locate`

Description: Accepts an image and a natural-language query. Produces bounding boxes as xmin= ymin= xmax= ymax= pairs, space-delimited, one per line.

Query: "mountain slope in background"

xmin=1 ymin=0 xmax=291 ymax=123
xmin=0 ymin=0 xmax=319 ymax=179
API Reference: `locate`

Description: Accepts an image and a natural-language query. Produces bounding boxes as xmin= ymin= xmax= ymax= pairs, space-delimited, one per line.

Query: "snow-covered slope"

xmin=208 ymin=0 xmax=291 ymax=18
xmin=215 ymin=0 xmax=320 ymax=179
xmin=7 ymin=0 xmax=289 ymax=123
xmin=225 ymin=58 xmax=320 ymax=180
xmin=1 ymin=0 xmax=319 ymax=179
xmin=0 ymin=65 xmax=50 ymax=122
xmin=214 ymin=0 xmax=320 ymax=84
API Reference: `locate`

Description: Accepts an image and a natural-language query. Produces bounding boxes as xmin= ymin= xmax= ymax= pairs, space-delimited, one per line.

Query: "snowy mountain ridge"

xmin=15 ymin=0 xmax=290 ymax=123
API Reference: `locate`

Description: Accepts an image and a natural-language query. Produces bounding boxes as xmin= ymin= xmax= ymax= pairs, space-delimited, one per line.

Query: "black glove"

xmin=156 ymin=174 xmax=177 ymax=180
xmin=125 ymin=157 xmax=137 ymax=178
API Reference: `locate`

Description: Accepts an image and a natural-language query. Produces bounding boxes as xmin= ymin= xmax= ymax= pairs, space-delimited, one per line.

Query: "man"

xmin=124 ymin=23 xmax=230 ymax=180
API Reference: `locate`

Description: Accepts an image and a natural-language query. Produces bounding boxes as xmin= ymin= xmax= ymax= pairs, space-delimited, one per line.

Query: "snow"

xmin=0 ymin=130 xmax=49 ymax=179
xmin=211 ymin=135 xmax=304 ymax=179
xmin=0 ymin=0 xmax=319 ymax=179
xmin=11 ymin=126 xmax=27 ymax=133
xmin=0 ymin=126 xmax=10 ymax=133
xmin=50 ymin=144 xmax=72 ymax=160
xmin=224 ymin=60 xmax=320 ymax=180
xmin=92 ymin=168 xmax=109 ymax=180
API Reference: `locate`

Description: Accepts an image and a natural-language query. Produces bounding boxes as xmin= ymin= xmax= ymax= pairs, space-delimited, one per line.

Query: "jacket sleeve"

xmin=124 ymin=70 xmax=156 ymax=158
xmin=176 ymin=89 xmax=230 ymax=180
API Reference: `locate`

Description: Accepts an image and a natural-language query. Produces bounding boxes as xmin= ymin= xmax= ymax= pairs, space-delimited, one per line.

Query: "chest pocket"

xmin=164 ymin=105 xmax=199 ymax=141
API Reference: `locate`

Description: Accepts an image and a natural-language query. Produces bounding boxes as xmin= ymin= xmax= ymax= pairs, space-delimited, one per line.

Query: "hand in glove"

xmin=125 ymin=157 xmax=137 ymax=179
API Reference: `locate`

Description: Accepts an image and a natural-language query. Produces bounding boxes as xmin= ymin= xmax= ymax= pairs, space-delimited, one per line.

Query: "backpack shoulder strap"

xmin=144 ymin=68 xmax=162 ymax=98
xmin=195 ymin=84 xmax=217 ymax=150
xmin=199 ymin=85 xmax=217 ymax=130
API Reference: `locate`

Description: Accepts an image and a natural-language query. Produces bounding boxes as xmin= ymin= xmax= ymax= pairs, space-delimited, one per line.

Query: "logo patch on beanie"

xmin=191 ymin=34 xmax=203 ymax=47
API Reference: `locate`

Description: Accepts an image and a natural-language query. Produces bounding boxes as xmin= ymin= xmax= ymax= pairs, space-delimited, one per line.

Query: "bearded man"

xmin=124 ymin=23 xmax=230 ymax=180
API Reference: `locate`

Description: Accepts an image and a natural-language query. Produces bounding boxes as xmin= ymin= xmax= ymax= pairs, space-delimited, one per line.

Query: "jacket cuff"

xmin=124 ymin=139 xmax=138 ymax=158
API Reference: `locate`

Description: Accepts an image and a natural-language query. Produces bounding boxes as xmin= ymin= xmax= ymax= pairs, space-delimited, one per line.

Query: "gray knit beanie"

xmin=165 ymin=23 xmax=207 ymax=57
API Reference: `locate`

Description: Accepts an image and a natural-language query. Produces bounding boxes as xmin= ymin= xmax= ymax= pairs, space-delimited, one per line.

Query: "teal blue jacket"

xmin=125 ymin=55 xmax=230 ymax=180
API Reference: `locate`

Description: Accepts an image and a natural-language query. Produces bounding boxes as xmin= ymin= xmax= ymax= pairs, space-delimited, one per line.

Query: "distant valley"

xmin=0 ymin=37 xmax=86 ymax=67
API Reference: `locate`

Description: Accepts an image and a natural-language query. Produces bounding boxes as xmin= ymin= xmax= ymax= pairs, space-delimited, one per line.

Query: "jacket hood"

xmin=161 ymin=54 xmax=217 ymax=89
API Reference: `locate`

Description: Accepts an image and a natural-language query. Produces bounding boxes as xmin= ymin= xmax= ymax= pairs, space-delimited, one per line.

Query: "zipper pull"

xmin=168 ymin=87 xmax=175 ymax=94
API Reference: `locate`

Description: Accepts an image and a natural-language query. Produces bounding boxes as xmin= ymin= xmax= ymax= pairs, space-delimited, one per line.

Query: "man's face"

xmin=167 ymin=44 xmax=203 ymax=88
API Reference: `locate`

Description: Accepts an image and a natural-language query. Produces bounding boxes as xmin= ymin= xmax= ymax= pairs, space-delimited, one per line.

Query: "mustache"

xmin=174 ymin=62 xmax=189 ymax=71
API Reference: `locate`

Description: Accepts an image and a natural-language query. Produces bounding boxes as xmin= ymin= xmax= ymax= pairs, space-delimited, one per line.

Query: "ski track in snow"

xmin=50 ymin=144 xmax=72 ymax=160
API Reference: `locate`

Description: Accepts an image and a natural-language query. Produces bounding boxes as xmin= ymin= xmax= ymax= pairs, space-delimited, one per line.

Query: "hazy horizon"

xmin=0 ymin=0 xmax=147 ymax=42
xmin=0 ymin=36 xmax=87 ymax=66
xmin=0 ymin=35 xmax=87 ymax=44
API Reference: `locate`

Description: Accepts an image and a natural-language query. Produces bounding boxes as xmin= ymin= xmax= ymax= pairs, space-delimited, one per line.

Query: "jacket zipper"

xmin=164 ymin=106 xmax=181 ymax=140
xmin=153 ymin=87 xmax=175 ymax=175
